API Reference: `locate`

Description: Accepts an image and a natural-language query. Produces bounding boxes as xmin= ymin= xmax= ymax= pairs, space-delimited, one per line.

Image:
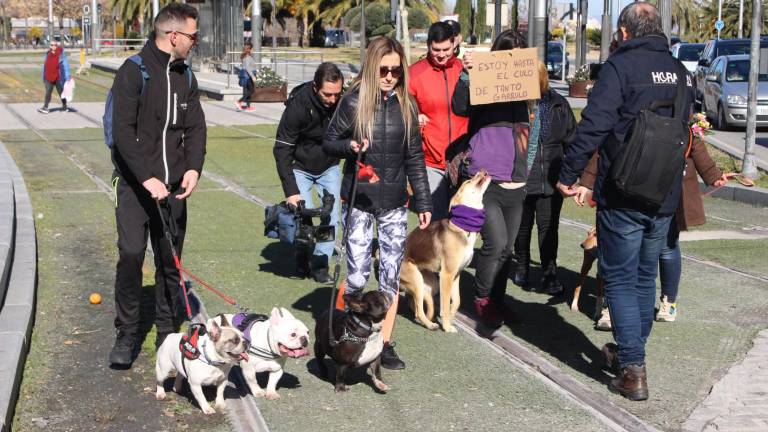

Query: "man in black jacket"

xmin=556 ymin=2 xmax=694 ymax=401
xmin=108 ymin=3 xmax=206 ymax=367
xmin=274 ymin=63 xmax=343 ymax=283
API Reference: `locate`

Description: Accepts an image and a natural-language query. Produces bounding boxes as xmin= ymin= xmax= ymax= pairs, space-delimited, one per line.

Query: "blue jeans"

xmin=293 ymin=165 xmax=341 ymax=259
xmin=597 ymin=208 xmax=673 ymax=367
xmin=659 ymin=222 xmax=681 ymax=302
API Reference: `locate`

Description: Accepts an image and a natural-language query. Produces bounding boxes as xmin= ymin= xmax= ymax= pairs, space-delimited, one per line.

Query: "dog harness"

xmin=338 ymin=315 xmax=380 ymax=344
xmin=180 ymin=338 xmax=227 ymax=378
xmin=232 ymin=312 xmax=282 ymax=360
xmin=449 ymin=205 xmax=486 ymax=233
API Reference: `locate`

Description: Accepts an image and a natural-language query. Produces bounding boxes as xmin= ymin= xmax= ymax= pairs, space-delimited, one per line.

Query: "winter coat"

xmin=579 ymin=138 xmax=723 ymax=230
xmin=323 ymin=88 xmax=432 ymax=215
xmin=408 ymin=55 xmax=469 ymax=170
xmin=274 ymin=83 xmax=340 ymax=197
xmin=41 ymin=48 xmax=71 ymax=86
xmin=109 ymin=37 xmax=206 ymax=186
xmin=559 ymin=36 xmax=695 ymax=214
xmin=525 ymin=89 xmax=577 ymax=196
xmin=452 ymin=71 xmax=529 ymax=183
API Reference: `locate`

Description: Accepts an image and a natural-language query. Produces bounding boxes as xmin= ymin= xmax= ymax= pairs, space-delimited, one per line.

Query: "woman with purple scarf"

xmin=451 ymin=30 xmax=531 ymax=328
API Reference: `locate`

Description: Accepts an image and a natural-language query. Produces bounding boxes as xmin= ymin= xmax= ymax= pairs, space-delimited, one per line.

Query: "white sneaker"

xmin=656 ymin=296 xmax=677 ymax=322
xmin=595 ymin=307 xmax=612 ymax=331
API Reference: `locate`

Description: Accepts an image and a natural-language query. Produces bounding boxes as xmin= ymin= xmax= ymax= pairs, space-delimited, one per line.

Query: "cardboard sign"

xmin=468 ymin=48 xmax=540 ymax=105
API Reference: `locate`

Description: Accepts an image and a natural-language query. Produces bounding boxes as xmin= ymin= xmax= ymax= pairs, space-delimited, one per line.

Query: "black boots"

xmin=109 ymin=329 xmax=136 ymax=367
xmin=310 ymin=255 xmax=334 ymax=284
xmin=381 ymin=342 xmax=406 ymax=370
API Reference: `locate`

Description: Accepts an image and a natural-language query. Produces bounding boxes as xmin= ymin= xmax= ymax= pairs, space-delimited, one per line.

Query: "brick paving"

xmin=683 ymin=329 xmax=768 ymax=432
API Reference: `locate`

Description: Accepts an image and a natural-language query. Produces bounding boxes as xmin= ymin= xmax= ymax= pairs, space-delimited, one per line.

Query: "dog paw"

xmin=202 ymin=405 xmax=216 ymax=415
xmin=426 ymin=322 xmax=439 ymax=331
xmin=334 ymin=385 xmax=348 ymax=393
xmin=215 ymin=400 xmax=228 ymax=411
xmin=251 ymin=388 xmax=266 ymax=398
xmin=374 ymin=379 xmax=389 ymax=393
xmin=443 ymin=324 xmax=458 ymax=333
xmin=265 ymin=391 xmax=281 ymax=400
xmin=155 ymin=388 xmax=166 ymax=400
xmin=570 ymin=303 xmax=580 ymax=312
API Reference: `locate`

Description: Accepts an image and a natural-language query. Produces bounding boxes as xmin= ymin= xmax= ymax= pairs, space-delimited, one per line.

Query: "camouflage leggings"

xmin=342 ymin=205 xmax=408 ymax=301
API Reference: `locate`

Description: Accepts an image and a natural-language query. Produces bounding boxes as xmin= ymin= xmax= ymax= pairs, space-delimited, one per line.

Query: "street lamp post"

xmin=251 ymin=0 xmax=262 ymax=64
xmin=600 ymin=0 xmax=611 ymax=61
xmin=743 ymin=0 xmax=761 ymax=178
xmin=48 ymin=0 xmax=54 ymax=42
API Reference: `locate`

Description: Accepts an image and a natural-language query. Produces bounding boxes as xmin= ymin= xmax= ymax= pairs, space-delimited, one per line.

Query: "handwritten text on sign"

xmin=468 ymin=48 xmax=540 ymax=105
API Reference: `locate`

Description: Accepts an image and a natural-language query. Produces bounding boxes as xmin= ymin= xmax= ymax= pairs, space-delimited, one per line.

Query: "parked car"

xmin=671 ymin=42 xmax=704 ymax=73
xmin=546 ymin=41 xmax=569 ymax=79
xmin=694 ymin=37 xmax=768 ymax=106
xmin=700 ymin=54 xmax=768 ymax=130
xmin=323 ymin=28 xmax=347 ymax=48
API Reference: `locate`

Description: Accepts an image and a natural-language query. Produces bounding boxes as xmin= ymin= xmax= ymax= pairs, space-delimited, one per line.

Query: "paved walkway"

xmin=683 ymin=329 xmax=768 ymax=432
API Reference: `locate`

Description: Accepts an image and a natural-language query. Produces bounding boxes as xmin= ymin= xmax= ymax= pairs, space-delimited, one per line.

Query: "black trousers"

xmin=239 ymin=79 xmax=254 ymax=106
xmin=43 ymin=80 xmax=66 ymax=109
xmin=113 ymin=175 xmax=187 ymax=335
xmin=473 ymin=184 xmax=526 ymax=305
xmin=514 ymin=193 xmax=564 ymax=277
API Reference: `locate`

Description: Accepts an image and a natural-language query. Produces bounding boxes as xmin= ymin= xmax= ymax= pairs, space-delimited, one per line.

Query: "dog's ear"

xmin=270 ymin=307 xmax=282 ymax=325
xmin=209 ymin=320 xmax=221 ymax=341
xmin=345 ymin=294 xmax=365 ymax=314
xmin=280 ymin=307 xmax=295 ymax=320
xmin=218 ymin=313 xmax=230 ymax=327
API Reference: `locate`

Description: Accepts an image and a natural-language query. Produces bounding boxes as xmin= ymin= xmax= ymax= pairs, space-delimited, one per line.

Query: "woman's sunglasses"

xmin=379 ymin=66 xmax=404 ymax=79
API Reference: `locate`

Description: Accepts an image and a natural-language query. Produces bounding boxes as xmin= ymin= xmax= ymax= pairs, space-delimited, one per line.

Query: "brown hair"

xmin=537 ymin=60 xmax=550 ymax=94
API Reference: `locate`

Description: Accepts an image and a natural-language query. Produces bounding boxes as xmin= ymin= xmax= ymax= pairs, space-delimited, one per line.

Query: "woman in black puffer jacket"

xmin=324 ymin=37 xmax=432 ymax=370
xmin=513 ymin=61 xmax=576 ymax=294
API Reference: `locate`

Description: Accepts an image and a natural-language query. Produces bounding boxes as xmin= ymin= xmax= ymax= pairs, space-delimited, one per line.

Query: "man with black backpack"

xmin=107 ymin=3 xmax=206 ymax=367
xmin=556 ymin=2 xmax=694 ymax=401
xmin=273 ymin=62 xmax=343 ymax=283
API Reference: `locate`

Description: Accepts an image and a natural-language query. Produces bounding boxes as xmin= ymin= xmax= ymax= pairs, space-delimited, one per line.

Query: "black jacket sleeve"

xmin=404 ymin=109 xmax=432 ymax=214
xmin=323 ymin=94 xmax=357 ymax=158
xmin=112 ymin=61 xmax=152 ymax=183
xmin=183 ymin=74 xmax=206 ymax=175
xmin=451 ymin=72 xmax=471 ymax=117
xmin=273 ymin=100 xmax=305 ymax=197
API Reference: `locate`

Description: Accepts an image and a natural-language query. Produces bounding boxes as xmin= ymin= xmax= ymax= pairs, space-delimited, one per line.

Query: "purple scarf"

xmin=449 ymin=205 xmax=485 ymax=232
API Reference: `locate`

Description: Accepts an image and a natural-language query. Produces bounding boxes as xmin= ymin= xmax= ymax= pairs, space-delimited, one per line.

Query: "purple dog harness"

xmin=449 ymin=205 xmax=485 ymax=233
xmin=232 ymin=312 xmax=281 ymax=360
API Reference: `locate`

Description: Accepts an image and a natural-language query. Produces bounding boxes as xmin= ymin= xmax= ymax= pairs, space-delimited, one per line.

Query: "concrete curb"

xmin=699 ymin=180 xmax=768 ymax=207
xmin=0 ymin=142 xmax=38 ymax=432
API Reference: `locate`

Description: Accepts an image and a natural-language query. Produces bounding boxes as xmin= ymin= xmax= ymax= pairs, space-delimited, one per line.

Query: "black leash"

xmin=328 ymin=150 xmax=364 ymax=347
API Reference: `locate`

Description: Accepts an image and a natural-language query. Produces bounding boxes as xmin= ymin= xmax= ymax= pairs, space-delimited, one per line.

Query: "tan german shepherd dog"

xmin=399 ymin=170 xmax=491 ymax=333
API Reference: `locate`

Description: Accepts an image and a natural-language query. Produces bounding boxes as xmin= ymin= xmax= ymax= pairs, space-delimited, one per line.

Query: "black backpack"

xmin=608 ymin=61 xmax=692 ymax=209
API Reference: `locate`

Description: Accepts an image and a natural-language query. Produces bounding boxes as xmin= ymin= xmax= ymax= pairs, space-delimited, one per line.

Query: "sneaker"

xmin=474 ymin=297 xmax=503 ymax=328
xmin=234 ymin=101 xmax=243 ymax=111
xmin=595 ymin=307 xmax=612 ymax=331
xmin=656 ymin=296 xmax=677 ymax=322
xmin=37 ymin=107 xmax=49 ymax=114
xmin=245 ymin=106 xmax=256 ymax=112
xmin=109 ymin=329 xmax=136 ymax=366
xmin=512 ymin=267 xmax=529 ymax=288
xmin=61 ymin=106 xmax=69 ymax=112
xmin=380 ymin=342 xmax=405 ymax=370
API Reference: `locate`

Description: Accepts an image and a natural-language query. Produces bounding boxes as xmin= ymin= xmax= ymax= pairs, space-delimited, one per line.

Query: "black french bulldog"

xmin=314 ymin=291 xmax=390 ymax=393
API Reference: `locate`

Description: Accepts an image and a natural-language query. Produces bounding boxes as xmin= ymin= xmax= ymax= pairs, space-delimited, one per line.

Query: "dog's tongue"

xmin=280 ymin=345 xmax=309 ymax=358
xmin=239 ymin=352 xmax=249 ymax=361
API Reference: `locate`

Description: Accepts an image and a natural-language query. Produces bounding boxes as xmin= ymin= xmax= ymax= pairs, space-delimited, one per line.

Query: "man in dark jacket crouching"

xmin=274 ymin=63 xmax=344 ymax=283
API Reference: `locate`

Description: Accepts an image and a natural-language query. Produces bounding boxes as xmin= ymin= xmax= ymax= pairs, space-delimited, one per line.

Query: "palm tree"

xmin=691 ymin=0 xmax=768 ymax=41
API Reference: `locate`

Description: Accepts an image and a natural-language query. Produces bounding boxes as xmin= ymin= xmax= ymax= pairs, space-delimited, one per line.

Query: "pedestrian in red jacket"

xmin=408 ymin=21 xmax=469 ymax=220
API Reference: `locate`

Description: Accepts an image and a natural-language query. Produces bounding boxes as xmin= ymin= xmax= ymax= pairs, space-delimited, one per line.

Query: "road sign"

xmin=83 ymin=4 xmax=90 ymax=14
xmin=83 ymin=16 xmax=91 ymax=24
xmin=715 ymin=20 xmax=724 ymax=30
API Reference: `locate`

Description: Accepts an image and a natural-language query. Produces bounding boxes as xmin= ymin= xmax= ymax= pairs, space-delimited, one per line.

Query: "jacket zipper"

xmin=173 ymin=93 xmax=178 ymax=125
xmin=443 ymin=69 xmax=452 ymax=148
xmin=161 ymin=59 xmax=171 ymax=185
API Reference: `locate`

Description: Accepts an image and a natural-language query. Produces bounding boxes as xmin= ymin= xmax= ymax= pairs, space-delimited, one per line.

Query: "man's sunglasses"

xmin=379 ymin=66 xmax=403 ymax=79
xmin=166 ymin=30 xmax=199 ymax=44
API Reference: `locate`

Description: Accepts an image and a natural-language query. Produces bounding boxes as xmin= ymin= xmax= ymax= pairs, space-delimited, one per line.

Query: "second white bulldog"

xmin=221 ymin=308 xmax=310 ymax=400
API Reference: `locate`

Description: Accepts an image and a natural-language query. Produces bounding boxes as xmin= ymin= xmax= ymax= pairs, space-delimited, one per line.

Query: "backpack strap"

xmin=126 ymin=54 xmax=149 ymax=94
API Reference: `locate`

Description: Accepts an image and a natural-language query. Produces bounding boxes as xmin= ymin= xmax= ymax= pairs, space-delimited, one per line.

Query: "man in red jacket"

xmin=408 ymin=21 xmax=469 ymax=220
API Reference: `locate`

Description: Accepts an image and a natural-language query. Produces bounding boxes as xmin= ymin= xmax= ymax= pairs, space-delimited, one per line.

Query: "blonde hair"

xmin=349 ymin=37 xmax=415 ymax=145
xmin=537 ymin=60 xmax=550 ymax=94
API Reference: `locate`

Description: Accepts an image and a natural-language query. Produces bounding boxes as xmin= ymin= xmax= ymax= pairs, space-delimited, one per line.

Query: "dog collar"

xmin=338 ymin=326 xmax=381 ymax=344
xmin=198 ymin=339 xmax=227 ymax=367
xmin=449 ymin=205 xmax=485 ymax=233
xmin=350 ymin=314 xmax=372 ymax=331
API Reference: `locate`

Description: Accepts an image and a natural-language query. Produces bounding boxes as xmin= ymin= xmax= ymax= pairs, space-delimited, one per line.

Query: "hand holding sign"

xmin=468 ymin=48 xmax=540 ymax=105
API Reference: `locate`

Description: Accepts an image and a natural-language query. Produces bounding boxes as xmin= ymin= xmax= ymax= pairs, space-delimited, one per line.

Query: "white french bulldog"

xmin=220 ymin=307 xmax=310 ymax=400
xmin=155 ymin=315 xmax=249 ymax=414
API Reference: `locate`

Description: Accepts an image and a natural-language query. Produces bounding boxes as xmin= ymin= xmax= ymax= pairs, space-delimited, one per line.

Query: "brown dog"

xmin=570 ymin=227 xmax=605 ymax=320
xmin=399 ymin=170 xmax=491 ymax=333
